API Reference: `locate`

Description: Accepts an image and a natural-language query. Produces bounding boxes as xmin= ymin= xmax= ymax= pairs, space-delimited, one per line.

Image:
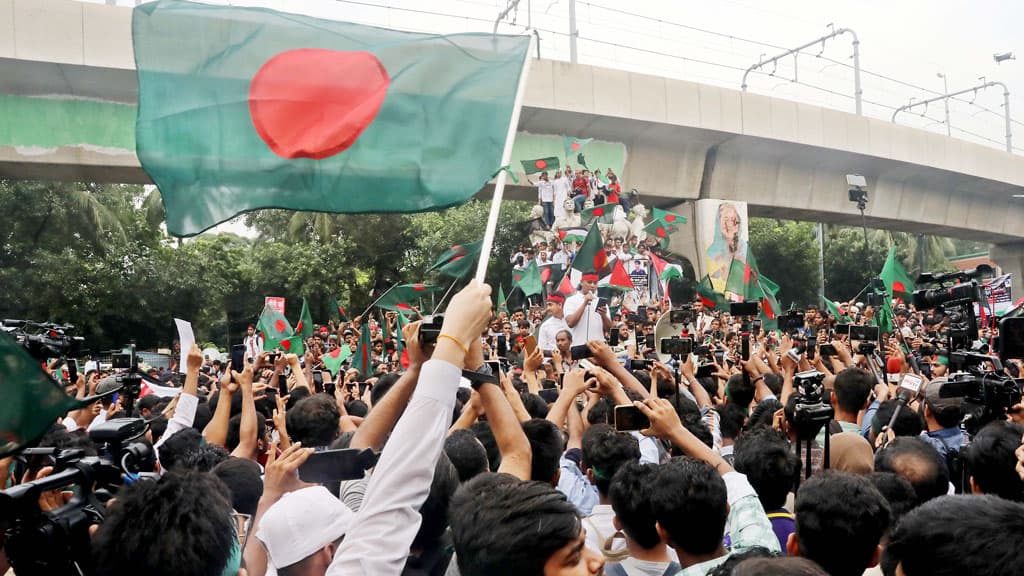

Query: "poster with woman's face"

xmin=697 ymin=199 xmax=749 ymax=291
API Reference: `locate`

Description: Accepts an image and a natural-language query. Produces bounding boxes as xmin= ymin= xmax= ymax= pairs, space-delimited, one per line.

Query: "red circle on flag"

xmin=892 ymin=281 xmax=905 ymax=293
xmin=281 ymin=339 xmax=292 ymax=351
xmin=295 ymin=321 xmax=303 ymax=333
xmin=570 ymin=142 xmax=581 ymax=151
xmin=274 ymin=320 xmax=287 ymax=333
xmin=594 ymin=207 xmax=605 ymax=216
xmin=664 ymin=215 xmax=676 ymax=222
xmin=249 ymin=49 xmax=390 ymax=160
xmin=535 ymin=159 xmax=547 ymax=169
xmin=656 ymin=227 xmax=666 ymax=237
xmin=594 ymin=253 xmax=607 ymax=270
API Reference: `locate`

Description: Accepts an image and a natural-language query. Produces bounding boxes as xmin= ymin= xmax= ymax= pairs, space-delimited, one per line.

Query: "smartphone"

xmin=897 ymin=373 xmax=924 ymax=398
xmin=538 ymin=388 xmax=560 ymax=404
xmin=696 ymin=363 xmax=715 ymax=378
xmin=485 ymin=360 xmax=502 ymax=375
xmin=636 ymin=306 xmax=647 ymax=321
xmin=297 ymin=448 xmax=380 ymax=483
xmin=820 ymin=344 xmax=837 ymax=356
xmin=230 ymin=344 xmax=246 ymax=372
xmin=644 ymin=334 xmax=655 ymax=349
xmin=834 ymin=323 xmax=851 ymax=336
xmin=570 ymin=345 xmax=593 ymax=360
xmin=629 ymin=358 xmax=651 ymax=371
xmin=730 ymin=302 xmax=759 ymax=317
xmin=312 ymin=370 xmax=324 ymax=393
xmin=66 ymin=358 xmax=79 ymax=384
xmin=541 ymin=378 xmax=558 ymax=390
xmin=614 ymin=405 xmax=651 ymax=432
xmin=660 ymin=337 xmax=692 ymax=356
xmin=608 ymin=328 xmax=620 ymax=347
xmin=524 ymin=334 xmax=538 ymax=356
xmin=849 ymin=325 xmax=880 ymax=342
xmin=999 ymin=317 xmax=1024 ymax=360
xmin=596 ymin=297 xmax=608 ymax=310
xmin=324 ymin=381 xmax=336 ymax=397
xmin=669 ymin=309 xmax=690 ymax=325
xmin=805 ymin=339 xmax=816 ymax=361
xmin=751 ymin=319 xmax=762 ymax=337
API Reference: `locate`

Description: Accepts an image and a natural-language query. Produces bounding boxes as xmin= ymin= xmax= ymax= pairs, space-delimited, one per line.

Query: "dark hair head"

xmin=179 ymin=443 xmax=230 ymax=472
xmin=882 ymin=494 xmax=1024 ymax=576
xmin=450 ymin=473 xmax=581 ymax=576
xmin=370 ymin=372 xmax=401 ymax=406
xmin=413 ymin=451 xmax=460 ymax=552
xmin=212 ymin=457 xmax=264 ymax=516
xmin=731 ymin=556 xmax=828 ymax=576
xmin=874 ymin=437 xmax=949 ymax=507
xmin=872 ymin=400 xmax=924 ymax=438
xmin=158 ymin=428 xmax=203 ymax=471
xmin=833 ymin=368 xmax=874 ymax=413
xmin=285 ymin=386 xmax=311 ymax=411
xmin=192 ymin=403 xmax=213 ymax=433
xmin=471 ymin=421 xmax=500 ymax=472
xmin=726 ymin=373 xmax=755 ymax=408
xmin=226 ymin=412 xmax=267 ymax=452
xmin=148 ymin=415 xmax=169 ymax=444
xmin=707 ymin=547 xmax=781 ymax=576
xmin=608 ymin=462 xmax=660 ymax=549
xmin=286 ymin=394 xmax=340 ymax=448
xmin=520 ymin=393 xmax=549 ymax=419
xmin=719 ymin=403 xmax=747 ymax=440
xmin=734 ymin=428 xmax=798 ymax=510
xmin=445 ymin=429 xmax=489 ymax=482
xmin=963 ymin=421 xmax=1024 ymax=502
xmin=867 ymin=472 xmax=917 ymax=527
xmin=93 ymin=471 xmax=236 ymax=576
xmin=345 ymin=399 xmax=369 ymax=418
xmin=648 ymin=457 xmax=728 ymax=556
xmin=587 ymin=397 xmax=613 ymax=426
xmin=747 ymin=398 xmax=783 ymax=431
xmin=794 ymin=471 xmax=890 ymax=576
xmin=523 ymin=418 xmax=564 ymax=484
xmin=581 ymin=424 xmax=640 ymax=495
xmin=762 ymin=373 xmax=784 ymax=397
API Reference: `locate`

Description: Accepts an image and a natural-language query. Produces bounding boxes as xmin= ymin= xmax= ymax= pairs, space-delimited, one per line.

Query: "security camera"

xmin=845 ymin=174 xmax=867 ymax=188
xmin=993 ymin=52 xmax=1015 ymax=63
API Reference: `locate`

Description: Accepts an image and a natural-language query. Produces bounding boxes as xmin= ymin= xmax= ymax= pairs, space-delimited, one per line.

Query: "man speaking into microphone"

xmin=564 ymin=272 xmax=612 ymax=346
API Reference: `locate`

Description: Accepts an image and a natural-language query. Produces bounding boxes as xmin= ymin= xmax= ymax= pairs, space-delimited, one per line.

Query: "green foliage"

xmin=748 ymin=218 xmax=821 ymax=308
xmin=822 ymin=226 xmax=890 ymax=300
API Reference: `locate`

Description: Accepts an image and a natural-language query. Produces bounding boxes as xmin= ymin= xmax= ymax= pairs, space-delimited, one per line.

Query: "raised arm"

xmin=588 ymin=340 xmax=649 ymax=399
xmin=231 ymin=363 xmax=258 ymax=460
xmin=203 ymin=368 xmax=237 ymax=447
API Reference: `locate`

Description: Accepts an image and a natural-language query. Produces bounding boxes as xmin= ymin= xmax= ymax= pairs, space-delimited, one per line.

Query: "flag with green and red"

xmin=601 ymin=258 xmax=635 ymax=291
xmin=562 ymin=136 xmax=593 ymax=159
xmin=376 ymin=283 xmax=443 ymax=312
xmin=581 ymin=203 xmax=617 ymax=226
xmin=351 ymin=322 xmax=374 ymax=376
xmin=513 ymin=260 xmax=544 ymax=297
xmin=571 ymin=225 xmax=610 ymax=276
xmin=559 ymin=228 xmax=588 ymax=245
xmin=880 ymin=246 xmax=914 ymax=301
xmin=329 ymin=297 xmax=348 ymax=323
xmin=133 ymin=0 xmax=530 ymax=237
xmin=644 ymin=218 xmax=677 ymax=249
xmin=497 ymin=284 xmax=509 ymax=314
xmin=697 ymin=275 xmax=728 ymax=310
xmin=538 ymin=263 xmax=564 ymax=288
xmin=295 ymin=298 xmax=314 ymax=340
xmin=428 ymin=240 xmax=483 ymax=279
xmin=652 ymin=207 xmax=687 ymax=225
xmin=323 ymin=343 xmax=353 ymax=376
xmin=521 ymin=157 xmax=559 ymax=175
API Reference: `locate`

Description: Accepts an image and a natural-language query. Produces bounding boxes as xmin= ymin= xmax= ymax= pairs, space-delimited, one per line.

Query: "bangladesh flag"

xmin=513 ymin=260 xmax=544 ymax=297
xmin=652 ymin=207 xmax=687 ymax=225
xmin=428 ymin=240 xmax=482 ymax=279
xmin=644 ymin=218 xmax=677 ymax=249
xmin=295 ymin=298 xmax=313 ymax=340
xmin=377 ymin=283 xmax=442 ymax=312
xmin=562 ymin=136 xmax=592 ymax=159
xmin=824 ymin=297 xmax=850 ymax=322
xmin=576 ymin=153 xmax=588 ymax=169
xmin=351 ymin=322 xmax=373 ymax=376
xmin=581 ymin=203 xmax=617 ymax=226
xmin=133 ymin=1 xmax=530 ymax=237
xmin=497 ymin=284 xmax=509 ymax=314
xmin=0 ymin=333 xmax=85 ymax=458
xmin=539 ymin=263 xmax=564 ymax=288
xmin=323 ymin=344 xmax=353 ymax=376
xmin=880 ymin=246 xmax=914 ymax=301
xmin=257 ymin=305 xmax=298 ymax=352
xmin=572 ymin=225 xmax=610 ymax=275
xmin=329 ymin=297 xmax=349 ymax=323
xmin=521 ymin=157 xmax=559 ymax=175
xmin=596 ymin=171 xmax=611 ymax=185
xmin=725 ymin=258 xmax=756 ymax=300
xmin=697 ymin=275 xmax=728 ymax=310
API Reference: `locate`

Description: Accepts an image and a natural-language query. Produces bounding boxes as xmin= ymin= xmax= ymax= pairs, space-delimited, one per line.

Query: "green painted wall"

xmin=0 ymin=95 xmax=135 ymax=151
xmin=509 ymin=132 xmax=626 ymax=177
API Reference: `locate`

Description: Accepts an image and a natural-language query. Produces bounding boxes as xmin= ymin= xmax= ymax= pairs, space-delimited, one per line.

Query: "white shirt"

xmin=538 ymin=315 xmax=570 ymax=352
xmin=564 ymin=292 xmax=607 ymax=346
xmin=551 ymin=249 xmax=569 ymax=266
xmin=537 ymin=179 xmax=555 ymax=202
xmin=553 ymin=177 xmax=572 ymax=217
xmin=584 ymin=504 xmax=625 ymax=557
xmin=244 ymin=333 xmax=264 ymax=360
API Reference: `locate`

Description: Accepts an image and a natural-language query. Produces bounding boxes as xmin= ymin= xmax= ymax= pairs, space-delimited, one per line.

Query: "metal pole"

xmin=493 ymin=0 xmax=524 ymax=33
xmin=568 ymin=0 xmax=578 ymax=64
xmin=851 ymin=35 xmax=862 ymax=115
xmin=817 ymin=222 xmax=826 ymax=307
xmin=1004 ymin=87 xmax=1013 ymax=153
xmin=938 ymin=73 xmax=951 ymax=136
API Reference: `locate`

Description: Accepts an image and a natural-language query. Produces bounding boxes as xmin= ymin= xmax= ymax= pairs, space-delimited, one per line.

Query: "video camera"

xmin=0 ymin=418 xmax=155 ymax=576
xmin=913 ymin=266 xmax=992 ymax=353
xmin=789 ymin=370 xmax=834 ymax=441
xmin=1 ymin=319 xmax=84 ymax=362
xmin=418 ymin=314 xmax=444 ymax=345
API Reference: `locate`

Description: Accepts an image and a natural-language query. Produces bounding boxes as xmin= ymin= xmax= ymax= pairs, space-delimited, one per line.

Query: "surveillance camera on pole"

xmin=846 ymin=174 xmax=868 ymax=210
xmin=993 ymin=52 xmax=1015 ymax=64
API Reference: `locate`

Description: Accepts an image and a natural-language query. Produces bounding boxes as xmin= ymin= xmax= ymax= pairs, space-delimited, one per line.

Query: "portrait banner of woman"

xmin=697 ymin=199 xmax=749 ymax=291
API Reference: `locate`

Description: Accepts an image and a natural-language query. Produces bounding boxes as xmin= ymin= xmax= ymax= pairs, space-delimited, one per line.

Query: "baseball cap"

xmin=96 ymin=376 xmax=121 ymax=396
xmin=922 ymin=377 xmax=963 ymax=415
xmin=255 ymin=486 xmax=355 ymax=569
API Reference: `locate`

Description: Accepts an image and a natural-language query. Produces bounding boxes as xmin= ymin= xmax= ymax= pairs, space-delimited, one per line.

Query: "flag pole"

xmin=433 ymin=280 xmax=460 ymax=315
xmin=359 ymin=280 xmax=401 ymax=320
xmin=475 ymin=36 xmax=536 ymax=283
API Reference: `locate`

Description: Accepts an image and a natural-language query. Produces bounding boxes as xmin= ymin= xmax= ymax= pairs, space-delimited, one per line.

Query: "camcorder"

xmin=417 ymin=314 xmax=444 ymax=345
xmin=1 ymin=319 xmax=84 ymax=362
xmin=669 ymin=307 xmax=692 ymax=325
xmin=0 ymin=417 xmax=156 ymax=576
xmin=789 ymin=370 xmax=834 ymax=441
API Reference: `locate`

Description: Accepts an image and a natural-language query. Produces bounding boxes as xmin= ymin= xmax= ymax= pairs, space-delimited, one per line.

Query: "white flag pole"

xmin=475 ymin=36 xmax=536 ymax=283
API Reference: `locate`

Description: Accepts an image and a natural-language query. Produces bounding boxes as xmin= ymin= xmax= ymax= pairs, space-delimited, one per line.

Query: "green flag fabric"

xmin=133 ymin=1 xmax=530 ymax=237
xmin=596 ymin=171 xmax=610 ymax=185
xmin=296 ymin=298 xmax=313 ymax=340
xmin=562 ymin=136 xmax=593 ymax=159
xmin=329 ymin=297 xmax=348 ymax=323
xmin=521 ymin=157 xmax=559 ymax=175
xmin=660 ymin=264 xmax=684 ymax=282
xmin=652 ymin=207 xmax=687 ymax=225
xmin=0 ymin=334 xmax=85 ymax=458
xmin=351 ymin=322 xmax=373 ymax=376
xmin=497 ymin=284 xmax=509 ymax=314
xmin=697 ymin=275 xmax=728 ymax=310
xmin=725 ymin=258 xmax=754 ymax=299
xmin=824 ymin=297 xmax=850 ymax=322
xmin=428 ymin=240 xmax=482 ymax=279
xmin=572 ymin=225 xmax=610 ymax=275
xmin=323 ymin=344 xmax=353 ymax=376
xmin=880 ymin=246 xmax=914 ymax=301
xmin=644 ymin=218 xmax=677 ymax=249
xmin=513 ymin=261 xmax=544 ymax=297
xmin=377 ymin=284 xmax=443 ymax=312
xmin=257 ymin=305 xmax=296 ymax=352
xmin=580 ymin=203 xmax=617 ymax=226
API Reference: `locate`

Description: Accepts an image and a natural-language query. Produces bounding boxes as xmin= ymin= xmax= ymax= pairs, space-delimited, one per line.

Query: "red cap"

xmin=547 ymin=293 xmax=565 ymax=304
xmin=581 ymin=273 xmax=599 ymax=282
xmin=886 ymin=357 xmax=903 ymax=374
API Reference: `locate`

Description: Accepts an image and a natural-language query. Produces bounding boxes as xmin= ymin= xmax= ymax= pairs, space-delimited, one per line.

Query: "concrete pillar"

xmin=990 ymin=242 xmax=1024 ymax=283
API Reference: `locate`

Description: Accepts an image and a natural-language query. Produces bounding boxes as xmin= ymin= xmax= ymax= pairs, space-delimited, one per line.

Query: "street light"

xmin=937 ymin=72 xmax=951 ymax=136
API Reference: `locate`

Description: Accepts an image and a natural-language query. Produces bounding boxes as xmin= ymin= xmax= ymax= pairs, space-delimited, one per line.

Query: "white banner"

xmin=975 ymin=273 xmax=1012 ymax=316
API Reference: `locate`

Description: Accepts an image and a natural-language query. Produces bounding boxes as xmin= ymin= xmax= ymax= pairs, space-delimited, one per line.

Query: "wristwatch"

xmin=462 ymin=364 xmax=499 ymax=390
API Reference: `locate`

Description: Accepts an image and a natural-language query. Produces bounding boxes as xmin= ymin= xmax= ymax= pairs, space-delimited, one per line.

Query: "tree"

xmin=822 ymin=226 xmax=889 ymax=301
xmin=748 ymin=218 xmax=820 ymax=308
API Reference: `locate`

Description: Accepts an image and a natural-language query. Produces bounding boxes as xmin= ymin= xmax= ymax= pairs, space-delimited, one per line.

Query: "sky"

xmin=88 ymin=0 xmax=1022 ymax=235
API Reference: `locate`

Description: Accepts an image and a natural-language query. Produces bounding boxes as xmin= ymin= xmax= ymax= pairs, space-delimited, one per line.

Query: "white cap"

xmin=255 ymin=486 xmax=355 ymax=569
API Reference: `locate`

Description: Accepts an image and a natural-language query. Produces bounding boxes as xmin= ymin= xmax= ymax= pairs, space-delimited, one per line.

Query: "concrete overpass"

xmin=3 ymin=0 xmax=1024 ymax=279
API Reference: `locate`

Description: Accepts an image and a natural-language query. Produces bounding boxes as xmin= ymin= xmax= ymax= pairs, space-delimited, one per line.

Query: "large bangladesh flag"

xmin=134 ymin=1 xmax=531 ymax=237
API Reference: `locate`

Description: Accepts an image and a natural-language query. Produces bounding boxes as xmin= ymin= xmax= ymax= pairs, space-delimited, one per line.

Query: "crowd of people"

xmin=3 ymin=268 xmax=1024 ymax=576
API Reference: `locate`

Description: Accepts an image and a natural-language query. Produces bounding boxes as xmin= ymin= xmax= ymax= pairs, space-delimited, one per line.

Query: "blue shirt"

xmin=920 ymin=427 xmax=965 ymax=457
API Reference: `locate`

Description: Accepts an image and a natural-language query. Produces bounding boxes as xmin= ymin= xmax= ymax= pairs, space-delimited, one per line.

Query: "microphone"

xmin=886 ymin=357 xmax=902 ymax=385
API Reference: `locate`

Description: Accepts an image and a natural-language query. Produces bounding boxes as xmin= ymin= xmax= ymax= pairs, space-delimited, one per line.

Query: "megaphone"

xmin=653 ymin=309 xmax=694 ymax=363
